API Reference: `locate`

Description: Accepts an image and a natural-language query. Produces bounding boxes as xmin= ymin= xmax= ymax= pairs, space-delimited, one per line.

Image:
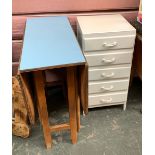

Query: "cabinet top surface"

xmin=77 ymin=14 xmax=135 ymax=35
xmin=19 ymin=16 xmax=85 ymax=72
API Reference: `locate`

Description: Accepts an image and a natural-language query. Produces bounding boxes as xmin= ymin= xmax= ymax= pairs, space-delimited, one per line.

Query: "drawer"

xmin=89 ymin=91 xmax=127 ymax=107
xmin=89 ymin=66 xmax=131 ymax=81
xmin=89 ymin=79 xmax=129 ymax=94
xmin=85 ymin=50 xmax=133 ymax=66
xmin=83 ymin=35 xmax=135 ymax=51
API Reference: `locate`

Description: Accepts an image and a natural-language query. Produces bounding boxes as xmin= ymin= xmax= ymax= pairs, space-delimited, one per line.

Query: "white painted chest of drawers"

xmin=77 ymin=14 xmax=136 ymax=110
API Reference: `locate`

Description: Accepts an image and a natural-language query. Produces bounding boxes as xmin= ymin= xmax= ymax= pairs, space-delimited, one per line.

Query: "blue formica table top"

xmin=19 ymin=16 xmax=85 ymax=72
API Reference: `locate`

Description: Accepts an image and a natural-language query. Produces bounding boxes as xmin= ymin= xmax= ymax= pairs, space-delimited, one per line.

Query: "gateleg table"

xmin=19 ymin=16 xmax=87 ymax=148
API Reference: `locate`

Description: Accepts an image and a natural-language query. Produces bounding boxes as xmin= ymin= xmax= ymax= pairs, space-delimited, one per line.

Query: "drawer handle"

xmin=100 ymin=98 xmax=112 ymax=103
xmin=102 ymin=42 xmax=117 ymax=47
xmin=101 ymin=85 xmax=114 ymax=91
xmin=102 ymin=57 xmax=116 ymax=63
xmin=101 ymin=72 xmax=114 ymax=78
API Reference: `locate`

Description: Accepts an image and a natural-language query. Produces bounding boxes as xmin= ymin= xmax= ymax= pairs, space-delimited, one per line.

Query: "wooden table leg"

xmin=76 ymin=96 xmax=80 ymax=132
xmin=67 ymin=66 xmax=78 ymax=144
xmin=20 ymin=73 xmax=35 ymax=125
xmin=36 ymin=98 xmax=42 ymax=124
xmin=74 ymin=68 xmax=80 ymax=132
xmin=33 ymin=71 xmax=52 ymax=149
xmin=78 ymin=64 xmax=88 ymax=115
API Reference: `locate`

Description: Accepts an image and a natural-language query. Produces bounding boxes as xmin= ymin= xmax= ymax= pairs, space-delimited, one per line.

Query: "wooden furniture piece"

xmin=77 ymin=14 xmax=136 ymax=110
xmin=19 ymin=16 xmax=86 ymax=148
xmin=134 ymin=33 xmax=142 ymax=80
xmin=12 ymin=75 xmax=30 ymax=138
xmin=131 ymin=20 xmax=142 ymax=80
xmin=13 ymin=0 xmax=140 ymax=14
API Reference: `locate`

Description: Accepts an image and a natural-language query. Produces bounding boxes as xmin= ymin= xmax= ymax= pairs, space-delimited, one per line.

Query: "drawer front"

xmin=83 ymin=35 xmax=135 ymax=51
xmin=89 ymin=92 xmax=127 ymax=107
xmin=89 ymin=66 xmax=131 ymax=81
xmin=85 ymin=51 xmax=133 ymax=66
xmin=89 ymin=79 xmax=129 ymax=94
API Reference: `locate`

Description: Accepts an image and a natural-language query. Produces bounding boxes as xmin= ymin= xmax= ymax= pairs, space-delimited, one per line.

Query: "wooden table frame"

xmin=19 ymin=17 xmax=88 ymax=148
xmin=29 ymin=66 xmax=81 ymax=148
xmin=20 ymin=64 xmax=87 ymax=148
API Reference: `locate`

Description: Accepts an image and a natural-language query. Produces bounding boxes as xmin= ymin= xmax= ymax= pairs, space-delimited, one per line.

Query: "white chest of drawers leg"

xmin=77 ymin=14 xmax=136 ymax=110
